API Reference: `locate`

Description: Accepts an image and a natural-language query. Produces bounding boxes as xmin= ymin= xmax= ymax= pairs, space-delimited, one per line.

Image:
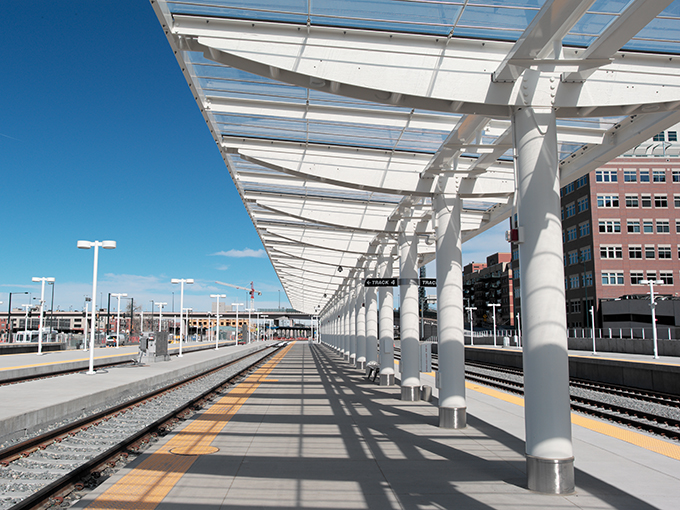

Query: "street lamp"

xmin=210 ymin=294 xmax=226 ymax=350
xmin=78 ymin=239 xmax=116 ymax=374
xmin=48 ymin=280 xmax=55 ymax=339
xmin=183 ymin=308 xmax=193 ymax=345
xmin=156 ymin=302 xmax=167 ymax=333
xmin=232 ymin=302 xmax=244 ymax=343
xmin=171 ymin=278 xmax=193 ymax=357
xmin=641 ymin=279 xmax=664 ymax=359
xmin=31 ymin=276 xmax=55 ymax=355
xmin=488 ymin=303 xmax=501 ymax=347
xmin=465 ymin=306 xmax=477 ymax=346
xmin=111 ymin=293 xmax=128 ymax=348
xmin=83 ymin=296 xmax=91 ymax=350
xmin=7 ymin=292 xmax=28 ymax=343
xmin=21 ymin=304 xmax=31 ymax=342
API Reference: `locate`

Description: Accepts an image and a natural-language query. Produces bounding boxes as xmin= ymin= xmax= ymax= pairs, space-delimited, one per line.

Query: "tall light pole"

xmin=465 ymin=305 xmax=477 ymax=346
xmin=246 ymin=307 xmax=254 ymax=343
xmin=78 ymin=240 xmax=116 ymax=374
xmin=232 ymin=302 xmax=244 ymax=343
xmin=31 ymin=276 xmax=55 ymax=355
xmin=488 ymin=303 xmax=501 ymax=346
xmin=210 ymin=294 xmax=226 ymax=350
xmin=21 ymin=304 xmax=31 ymax=341
xmin=156 ymin=302 xmax=167 ymax=333
xmin=7 ymin=291 xmax=28 ymax=343
xmin=111 ymin=293 xmax=128 ymax=348
xmin=171 ymin=278 xmax=193 ymax=357
xmin=641 ymin=279 xmax=664 ymax=359
xmin=48 ymin=281 xmax=55 ymax=339
xmin=183 ymin=308 xmax=193 ymax=345
xmin=83 ymin=297 xmax=91 ymax=350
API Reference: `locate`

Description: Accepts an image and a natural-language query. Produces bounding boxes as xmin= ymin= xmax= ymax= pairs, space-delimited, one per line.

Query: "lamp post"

xmin=21 ymin=304 xmax=31 ymax=342
xmin=156 ymin=302 xmax=167 ymax=333
xmin=641 ymin=279 xmax=664 ymax=359
xmin=210 ymin=294 xmax=226 ymax=350
xmin=83 ymin=297 xmax=91 ymax=350
xmin=111 ymin=293 xmax=128 ymax=348
xmin=171 ymin=278 xmax=193 ymax=357
xmin=246 ymin=308 xmax=254 ymax=343
xmin=78 ymin=239 xmax=116 ymax=374
xmin=183 ymin=308 xmax=193 ymax=345
xmin=488 ymin=303 xmax=501 ymax=346
xmin=232 ymin=302 xmax=244 ymax=343
xmin=31 ymin=276 xmax=55 ymax=355
xmin=7 ymin=292 xmax=28 ymax=343
xmin=465 ymin=306 xmax=477 ymax=346
xmin=48 ymin=281 xmax=55 ymax=339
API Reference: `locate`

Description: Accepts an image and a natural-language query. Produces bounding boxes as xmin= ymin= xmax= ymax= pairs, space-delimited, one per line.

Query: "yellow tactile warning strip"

xmin=85 ymin=342 xmax=295 ymax=509
xmin=465 ymin=381 xmax=680 ymax=461
xmin=0 ymin=353 xmax=137 ymax=371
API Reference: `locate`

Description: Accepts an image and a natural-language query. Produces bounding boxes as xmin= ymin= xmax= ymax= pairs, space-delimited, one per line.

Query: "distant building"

xmin=463 ymin=253 xmax=514 ymax=328
xmin=510 ymin=126 xmax=680 ymax=329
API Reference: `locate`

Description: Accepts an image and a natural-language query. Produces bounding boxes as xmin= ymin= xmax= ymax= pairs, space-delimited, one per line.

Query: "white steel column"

xmin=365 ymin=261 xmax=379 ymax=375
xmin=356 ymin=281 xmax=367 ymax=370
xmin=399 ymin=227 xmax=421 ymax=400
xmin=435 ymin=191 xmax=467 ymax=428
xmin=513 ymin=105 xmax=574 ymax=494
xmin=349 ymin=281 xmax=357 ymax=365
xmin=343 ymin=289 xmax=351 ymax=361
xmin=378 ymin=245 xmax=395 ymax=386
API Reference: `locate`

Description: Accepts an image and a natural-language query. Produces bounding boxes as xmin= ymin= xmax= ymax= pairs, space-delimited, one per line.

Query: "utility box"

xmin=420 ymin=342 xmax=432 ymax=373
xmin=154 ymin=332 xmax=170 ymax=361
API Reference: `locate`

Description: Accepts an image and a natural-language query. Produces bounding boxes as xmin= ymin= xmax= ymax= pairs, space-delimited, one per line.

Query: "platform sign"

xmin=420 ymin=342 xmax=432 ymax=373
xmin=419 ymin=278 xmax=437 ymax=287
xmin=365 ymin=278 xmax=397 ymax=287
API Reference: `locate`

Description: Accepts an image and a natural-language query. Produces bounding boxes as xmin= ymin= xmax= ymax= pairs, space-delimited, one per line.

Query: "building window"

xmin=625 ymin=194 xmax=639 ymax=208
xmin=641 ymin=194 xmax=652 ymax=207
xmin=655 ymin=195 xmax=668 ymax=208
xmin=602 ymin=272 xmax=624 ymax=285
xmin=659 ymin=245 xmax=672 ymax=259
xmin=569 ymin=275 xmax=580 ymax=289
xmin=643 ymin=220 xmax=654 ymax=233
xmin=646 ymin=271 xmax=657 ymax=280
xmin=628 ymin=246 xmax=642 ymax=259
xmin=597 ymin=194 xmax=619 ymax=208
xmin=669 ymin=131 xmax=678 ymax=142
xmin=567 ymin=251 xmax=578 ymax=265
xmin=567 ymin=226 xmax=578 ymax=241
xmin=624 ymin=169 xmax=637 ymax=182
xmin=627 ymin=220 xmax=640 ymax=233
xmin=653 ymin=170 xmax=666 ymax=183
xmin=640 ymin=170 xmax=650 ymax=183
xmin=580 ymin=246 xmax=591 ymax=261
xmin=600 ymin=245 xmax=623 ymax=259
xmin=512 ymin=249 xmax=519 ymax=261
xmin=674 ymin=170 xmax=680 ymax=183
xmin=599 ymin=220 xmax=621 ymax=233
xmin=579 ymin=221 xmax=591 ymax=237
xmin=577 ymin=196 xmax=589 ymax=213
xmin=660 ymin=271 xmax=674 ymax=285
xmin=570 ymin=300 xmax=582 ymax=314
xmin=576 ymin=175 xmax=588 ymax=188
xmin=677 ymin=220 xmax=680 ymax=233
xmin=596 ymin=170 xmax=618 ymax=182
xmin=630 ymin=271 xmax=644 ymax=285
xmin=653 ymin=132 xmax=665 ymax=141
xmin=583 ymin=272 xmax=593 ymax=287
xmin=645 ymin=245 xmax=656 ymax=259
xmin=657 ymin=219 xmax=670 ymax=233
xmin=675 ymin=195 xmax=680 ymax=208
xmin=565 ymin=202 xmax=576 ymax=218
xmin=561 ymin=182 xmax=575 ymax=196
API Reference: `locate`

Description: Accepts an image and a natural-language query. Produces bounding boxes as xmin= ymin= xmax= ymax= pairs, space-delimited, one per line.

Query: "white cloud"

xmin=211 ymin=248 xmax=266 ymax=258
xmin=216 ymin=265 xmax=230 ymax=271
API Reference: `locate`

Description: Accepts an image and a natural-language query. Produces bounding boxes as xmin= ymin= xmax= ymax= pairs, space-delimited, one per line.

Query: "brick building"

xmin=463 ymin=253 xmax=514 ymax=328
xmin=511 ymin=127 xmax=680 ymax=329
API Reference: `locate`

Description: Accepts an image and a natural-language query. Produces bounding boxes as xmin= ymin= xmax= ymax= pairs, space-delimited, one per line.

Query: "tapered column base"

xmin=379 ymin=373 xmax=395 ymax=386
xmin=438 ymin=407 xmax=466 ymax=429
xmin=401 ymin=385 xmax=421 ymax=401
xmin=526 ymin=455 xmax=574 ymax=494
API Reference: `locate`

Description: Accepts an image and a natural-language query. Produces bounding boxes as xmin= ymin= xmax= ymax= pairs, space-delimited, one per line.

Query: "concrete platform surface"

xmin=0 ymin=342 xmax=273 ymax=445
xmin=73 ymin=341 xmax=680 ymax=510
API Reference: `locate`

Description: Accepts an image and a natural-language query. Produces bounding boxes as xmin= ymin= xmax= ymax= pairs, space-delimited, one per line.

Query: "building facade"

xmin=463 ymin=252 xmax=514 ymax=328
xmin=511 ymin=127 xmax=680 ymax=329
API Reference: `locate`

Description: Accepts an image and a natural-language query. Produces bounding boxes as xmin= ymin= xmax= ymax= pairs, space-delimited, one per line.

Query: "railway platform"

xmin=0 ymin=342 xmax=273 ymax=446
xmin=72 ymin=341 xmax=680 ymax=510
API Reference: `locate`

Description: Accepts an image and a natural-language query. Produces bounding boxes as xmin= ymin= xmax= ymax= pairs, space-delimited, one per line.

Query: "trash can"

xmin=421 ymin=385 xmax=432 ymax=402
xmin=503 ymin=336 xmax=509 ymax=347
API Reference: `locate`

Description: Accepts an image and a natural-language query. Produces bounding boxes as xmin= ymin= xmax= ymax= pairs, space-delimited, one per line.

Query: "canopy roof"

xmin=152 ymin=0 xmax=680 ymax=313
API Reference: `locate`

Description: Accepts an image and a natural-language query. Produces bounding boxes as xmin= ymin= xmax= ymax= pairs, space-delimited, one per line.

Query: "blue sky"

xmin=1 ymin=1 xmax=507 ymax=314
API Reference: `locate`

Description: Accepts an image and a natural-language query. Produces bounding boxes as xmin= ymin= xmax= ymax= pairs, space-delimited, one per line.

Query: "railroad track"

xmin=0 ymin=343 xmax=284 ymax=510
xmin=394 ymin=348 xmax=680 ymax=441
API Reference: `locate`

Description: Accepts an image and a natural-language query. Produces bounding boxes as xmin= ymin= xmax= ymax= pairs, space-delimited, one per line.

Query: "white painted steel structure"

xmin=152 ymin=0 xmax=680 ymax=494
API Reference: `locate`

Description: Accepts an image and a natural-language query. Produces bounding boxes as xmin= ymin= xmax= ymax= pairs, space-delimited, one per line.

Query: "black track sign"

xmin=364 ymin=278 xmax=397 ymax=287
